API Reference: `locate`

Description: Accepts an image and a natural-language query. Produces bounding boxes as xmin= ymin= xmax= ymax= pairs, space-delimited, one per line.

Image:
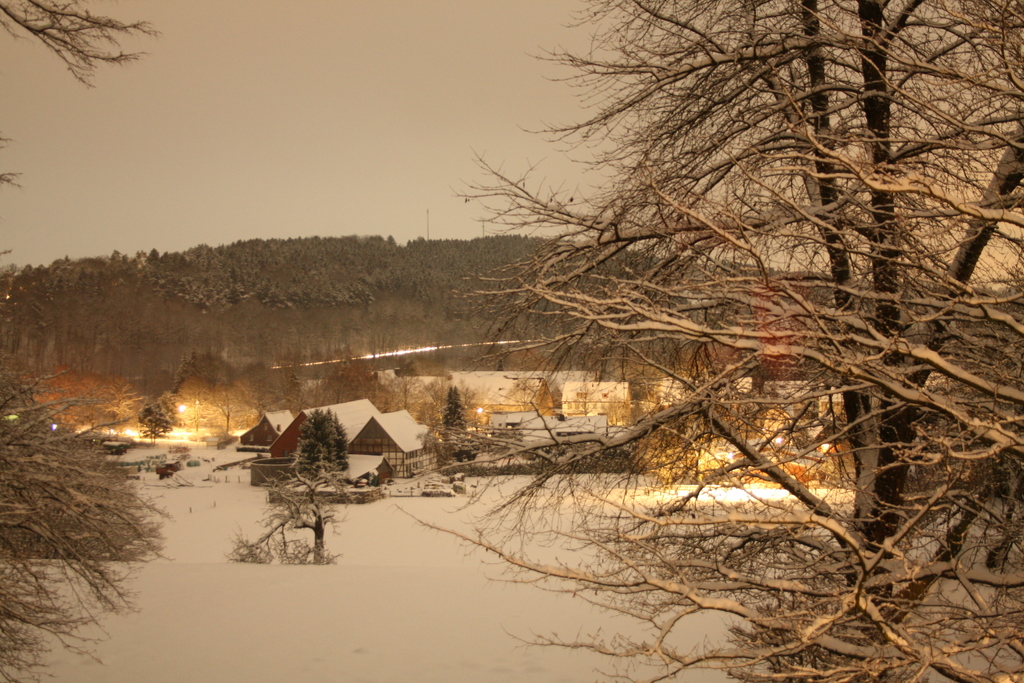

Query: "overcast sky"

xmin=0 ymin=1 xmax=593 ymax=267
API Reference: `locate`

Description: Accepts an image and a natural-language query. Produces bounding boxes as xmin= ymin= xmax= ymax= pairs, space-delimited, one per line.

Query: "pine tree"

xmin=442 ymin=386 xmax=466 ymax=431
xmin=441 ymin=386 xmax=473 ymax=463
xmin=137 ymin=402 xmax=172 ymax=441
xmin=230 ymin=408 xmax=349 ymax=565
xmin=170 ymin=352 xmax=196 ymax=394
xmin=295 ymin=408 xmax=348 ymax=476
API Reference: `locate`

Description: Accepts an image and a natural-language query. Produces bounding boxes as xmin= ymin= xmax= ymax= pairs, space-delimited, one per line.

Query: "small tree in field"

xmin=229 ymin=409 xmax=348 ymax=565
xmin=137 ymin=401 xmax=172 ymax=441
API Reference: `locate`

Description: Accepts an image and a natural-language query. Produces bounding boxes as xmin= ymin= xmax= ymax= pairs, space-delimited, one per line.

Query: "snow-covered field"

xmin=45 ymin=443 xmax=728 ymax=683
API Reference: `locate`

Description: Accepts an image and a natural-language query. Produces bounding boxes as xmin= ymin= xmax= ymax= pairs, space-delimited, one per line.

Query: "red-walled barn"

xmin=239 ymin=410 xmax=294 ymax=447
xmin=269 ymin=400 xmax=431 ymax=478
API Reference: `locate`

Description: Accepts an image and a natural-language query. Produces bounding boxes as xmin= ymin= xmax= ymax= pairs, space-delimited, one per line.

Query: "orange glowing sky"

xmin=0 ymin=1 xmax=592 ymax=267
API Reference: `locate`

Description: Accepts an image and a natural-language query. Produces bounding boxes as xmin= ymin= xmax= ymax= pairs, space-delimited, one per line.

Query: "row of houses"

xmin=240 ymin=399 xmax=430 ymax=480
xmin=235 ymin=371 xmax=723 ymax=481
xmin=401 ymin=371 xmax=635 ymax=425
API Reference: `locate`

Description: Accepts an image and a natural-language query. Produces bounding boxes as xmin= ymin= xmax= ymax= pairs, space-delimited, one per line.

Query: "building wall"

xmin=240 ymin=417 xmax=281 ymax=446
xmin=269 ymin=413 xmax=306 ymax=458
xmin=351 ymin=418 xmax=433 ymax=478
xmin=272 ymin=411 xmax=432 ymax=478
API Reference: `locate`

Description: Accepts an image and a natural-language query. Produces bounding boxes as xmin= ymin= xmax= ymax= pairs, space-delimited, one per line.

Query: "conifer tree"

xmin=441 ymin=386 xmax=474 ymax=463
xmin=137 ymin=401 xmax=172 ymax=442
xmin=230 ymin=408 xmax=349 ymax=565
xmin=442 ymin=386 xmax=466 ymax=431
xmin=295 ymin=408 xmax=348 ymax=476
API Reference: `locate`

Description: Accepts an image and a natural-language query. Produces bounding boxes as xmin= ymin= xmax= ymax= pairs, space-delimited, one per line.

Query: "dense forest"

xmin=0 ymin=235 xmax=540 ymax=393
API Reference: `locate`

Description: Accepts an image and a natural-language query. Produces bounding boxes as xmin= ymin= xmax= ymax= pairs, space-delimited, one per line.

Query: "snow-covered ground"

xmin=44 ymin=443 xmax=728 ymax=682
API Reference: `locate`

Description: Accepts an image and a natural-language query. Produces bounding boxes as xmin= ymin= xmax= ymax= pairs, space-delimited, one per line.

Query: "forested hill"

xmin=143 ymin=235 xmax=536 ymax=310
xmin=0 ymin=235 xmax=540 ymax=389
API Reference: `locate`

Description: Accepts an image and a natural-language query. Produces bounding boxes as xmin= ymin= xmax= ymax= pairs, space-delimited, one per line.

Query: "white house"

xmin=561 ymin=381 xmax=631 ymax=425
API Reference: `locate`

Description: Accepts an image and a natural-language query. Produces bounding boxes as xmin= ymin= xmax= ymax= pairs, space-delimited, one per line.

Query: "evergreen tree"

xmin=295 ymin=408 xmax=348 ymax=476
xmin=137 ymin=402 xmax=172 ymax=441
xmin=170 ymin=352 xmax=197 ymax=394
xmin=231 ymin=407 xmax=349 ymax=566
xmin=441 ymin=386 xmax=474 ymax=463
xmin=442 ymin=386 xmax=466 ymax=430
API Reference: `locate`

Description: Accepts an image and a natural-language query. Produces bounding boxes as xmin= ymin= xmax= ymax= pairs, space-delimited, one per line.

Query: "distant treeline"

xmin=0 ymin=235 xmax=540 ymax=391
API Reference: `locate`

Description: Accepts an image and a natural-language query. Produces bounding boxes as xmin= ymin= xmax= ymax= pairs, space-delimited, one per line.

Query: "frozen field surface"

xmin=45 ymin=443 xmax=727 ymax=682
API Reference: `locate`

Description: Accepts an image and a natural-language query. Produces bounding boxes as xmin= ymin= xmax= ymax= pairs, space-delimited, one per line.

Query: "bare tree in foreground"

xmin=0 ymin=0 xmax=153 ymax=83
xmin=0 ymin=360 xmax=162 ymax=682
xmin=465 ymin=1 xmax=1024 ymax=681
xmin=0 ymin=7 xmax=157 ymax=678
xmin=0 ymin=0 xmax=154 ymax=190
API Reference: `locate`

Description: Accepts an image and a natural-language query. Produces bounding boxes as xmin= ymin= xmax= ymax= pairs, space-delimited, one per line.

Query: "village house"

xmin=448 ymin=371 xmax=555 ymax=420
xmin=269 ymin=399 xmax=430 ymax=479
xmin=490 ymin=410 xmax=609 ymax=441
xmin=561 ymin=381 xmax=632 ymax=425
xmin=239 ymin=410 xmax=294 ymax=448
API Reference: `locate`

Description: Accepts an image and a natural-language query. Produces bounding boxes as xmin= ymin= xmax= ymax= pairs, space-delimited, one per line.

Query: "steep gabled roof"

xmin=305 ymin=399 xmax=382 ymax=440
xmin=345 ymin=454 xmax=386 ymax=480
xmin=264 ymin=410 xmax=294 ymax=434
xmin=371 ymin=410 xmax=428 ymax=453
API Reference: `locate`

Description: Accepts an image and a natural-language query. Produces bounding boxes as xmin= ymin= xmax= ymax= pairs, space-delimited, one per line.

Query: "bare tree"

xmin=98 ymin=376 xmax=142 ymax=426
xmin=0 ymin=0 xmax=154 ymax=84
xmin=174 ymin=376 xmax=214 ymax=436
xmin=466 ymin=1 xmax=1024 ymax=681
xmin=207 ymin=381 xmax=250 ymax=436
xmin=0 ymin=359 xmax=162 ymax=682
xmin=229 ymin=409 xmax=348 ymax=565
xmin=0 ymin=1 xmax=154 ymax=189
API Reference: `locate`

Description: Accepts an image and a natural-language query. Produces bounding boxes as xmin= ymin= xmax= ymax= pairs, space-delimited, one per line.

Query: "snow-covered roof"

xmin=305 ymin=399 xmax=382 ymax=440
xmin=296 ymin=401 xmax=427 ymax=454
xmin=449 ymin=371 xmax=548 ymax=406
xmin=544 ymin=370 xmax=592 ymax=397
xmin=372 ymin=410 xmax=428 ymax=453
xmin=345 ymin=454 xmax=385 ymax=479
xmin=489 ymin=410 xmax=537 ymax=426
xmin=264 ymin=410 xmax=293 ymax=434
xmin=493 ymin=412 xmax=608 ymax=434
